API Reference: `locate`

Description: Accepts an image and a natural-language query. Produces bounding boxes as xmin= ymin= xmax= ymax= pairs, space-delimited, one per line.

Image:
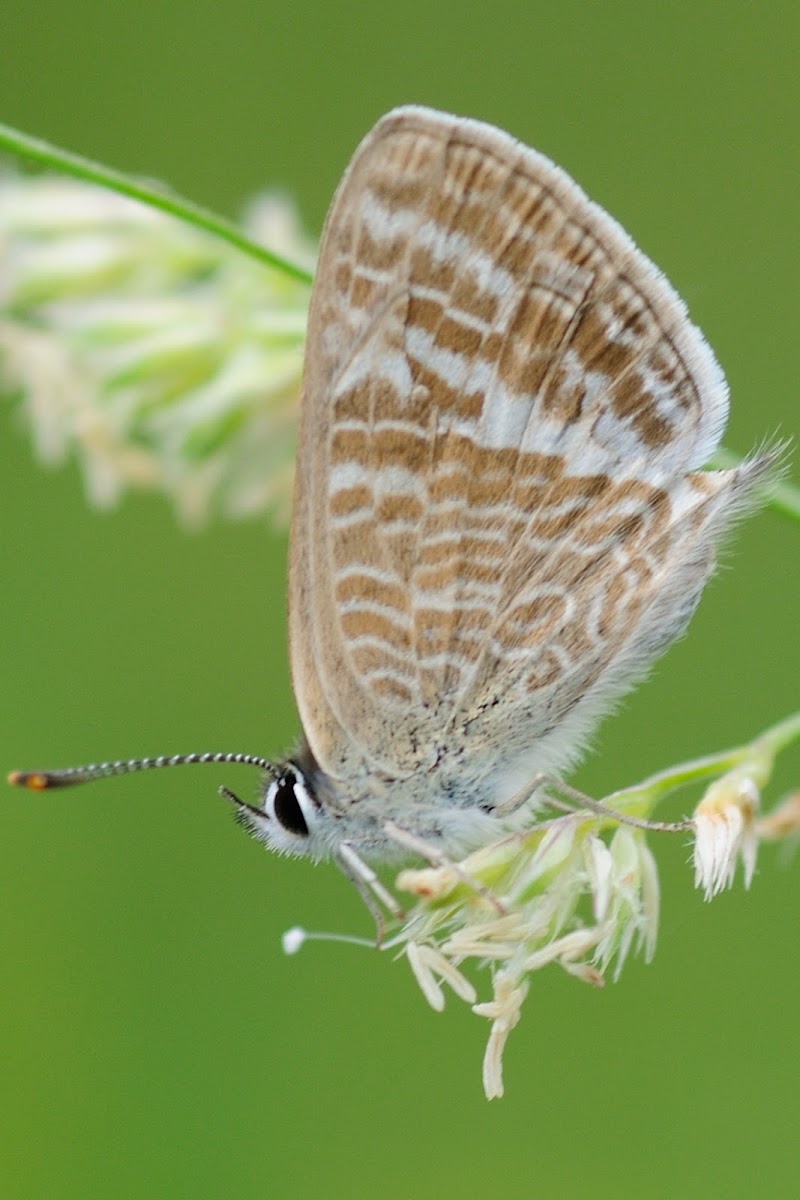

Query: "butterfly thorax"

xmin=236 ymin=735 xmax=547 ymax=864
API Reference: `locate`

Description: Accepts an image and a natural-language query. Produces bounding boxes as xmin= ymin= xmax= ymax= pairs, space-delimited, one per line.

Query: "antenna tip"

xmin=7 ymin=770 xmax=51 ymax=790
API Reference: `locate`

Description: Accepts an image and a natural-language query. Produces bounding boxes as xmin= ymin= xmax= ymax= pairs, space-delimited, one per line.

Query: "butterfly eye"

xmin=268 ymin=769 xmax=312 ymax=838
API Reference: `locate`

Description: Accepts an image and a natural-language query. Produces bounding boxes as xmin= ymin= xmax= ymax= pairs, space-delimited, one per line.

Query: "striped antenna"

xmin=7 ymin=752 xmax=275 ymax=791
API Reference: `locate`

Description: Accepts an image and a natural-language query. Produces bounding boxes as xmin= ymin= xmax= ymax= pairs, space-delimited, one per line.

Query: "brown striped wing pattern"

xmin=290 ymin=106 xmax=769 ymax=800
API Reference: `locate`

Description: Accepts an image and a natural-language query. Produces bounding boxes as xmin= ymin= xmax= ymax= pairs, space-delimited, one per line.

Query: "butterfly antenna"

xmin=8 ymin=752 xmax=275 ymax=791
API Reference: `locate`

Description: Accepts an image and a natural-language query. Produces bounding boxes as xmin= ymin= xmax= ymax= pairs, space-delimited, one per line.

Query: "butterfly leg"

xmin=517 ymin=774 xmax=693 ymax=834
xmin=336 ymin=841 xmax=405 ymax=945
xmin=489 ymin=775 xmax=549 ymax=817
xmin=383 ymin=820 xmax=506 ymax=914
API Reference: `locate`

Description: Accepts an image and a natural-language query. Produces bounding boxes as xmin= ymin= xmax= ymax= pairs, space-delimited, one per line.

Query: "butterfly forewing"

xmin=290 ymin=106 xmax=768 ymax=803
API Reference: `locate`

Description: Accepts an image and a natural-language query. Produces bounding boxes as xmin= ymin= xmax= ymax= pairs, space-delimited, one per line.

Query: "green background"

xmin=1 ymin=3 xmax=797 ymax=1197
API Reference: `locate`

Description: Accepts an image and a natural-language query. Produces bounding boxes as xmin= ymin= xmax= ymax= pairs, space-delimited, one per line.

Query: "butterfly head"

xmin=226 ymin=760 xmax=328 ymax=860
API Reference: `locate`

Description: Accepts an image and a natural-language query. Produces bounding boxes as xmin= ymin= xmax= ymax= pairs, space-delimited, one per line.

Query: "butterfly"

xmin=10 ymin=106 xmax=772 ymax=916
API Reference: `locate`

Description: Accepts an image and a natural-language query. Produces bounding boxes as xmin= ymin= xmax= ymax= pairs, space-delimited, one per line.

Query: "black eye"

xmin=272 ymin=771 xmax=309 ymax=836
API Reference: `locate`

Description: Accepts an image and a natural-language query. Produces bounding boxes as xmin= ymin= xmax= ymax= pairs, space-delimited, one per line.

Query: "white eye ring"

xmin=265 ymin=768 xmax=318 ymax=839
